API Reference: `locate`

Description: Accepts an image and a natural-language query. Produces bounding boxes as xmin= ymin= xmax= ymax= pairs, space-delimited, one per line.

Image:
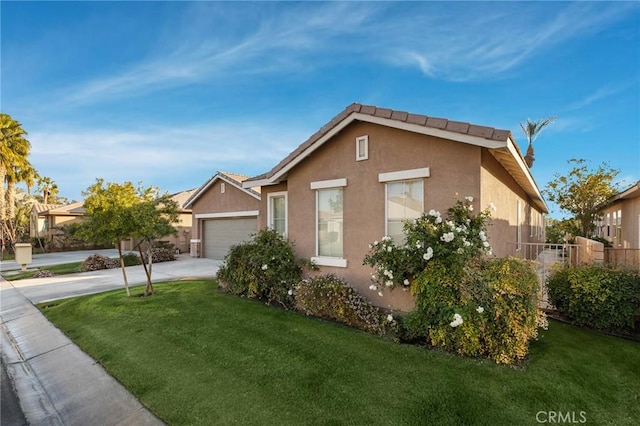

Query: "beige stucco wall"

xmin=600 ymin=196 xmax=640 ymax=249
xmin=190 ymin=179 xmax=261 ymax=241
xmin=480 ymin=150 xmax=545 ymax=257
xmin=276 ymin=121 xmax=483 ymax=312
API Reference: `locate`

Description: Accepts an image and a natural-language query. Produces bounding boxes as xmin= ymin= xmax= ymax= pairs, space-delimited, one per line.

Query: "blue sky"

xmin=2 ymin=1 xmax=639 ymax=218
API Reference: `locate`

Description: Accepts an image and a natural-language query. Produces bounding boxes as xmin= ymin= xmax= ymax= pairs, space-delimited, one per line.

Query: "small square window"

xmin=356 ymin=135 xmax=368 ymax=161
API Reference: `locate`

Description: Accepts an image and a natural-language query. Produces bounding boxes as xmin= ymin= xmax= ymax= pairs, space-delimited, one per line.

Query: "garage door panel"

xmin=203 ymin=218 xmax=257 ymax=259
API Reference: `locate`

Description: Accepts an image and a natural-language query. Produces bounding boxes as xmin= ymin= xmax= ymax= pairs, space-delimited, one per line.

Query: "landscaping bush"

xmin=217 ymin=229 xmax=303 ymax=308
xmin=547 ymin=264 xmax=640 ymax=333
xmin=364 ymin=197 xmax=547 ymax=364
xmin=142 ymin=247 xmax=175 ymax=264
xmin=407 ymin=257 xmax=544 ymax=364
xmin=121 ymin=252 xmax=142 ymax=267
xmin=294 ymin=275 xmax=394 ymax=336
xmin=34 ymin=270 xmax=56 ymax=278
xmin=82 ymin=254 xmax=119 ymax=271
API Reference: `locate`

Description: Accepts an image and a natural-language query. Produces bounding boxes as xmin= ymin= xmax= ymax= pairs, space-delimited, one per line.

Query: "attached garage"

xmin=202 ymin=217 xmax=257 ymax=259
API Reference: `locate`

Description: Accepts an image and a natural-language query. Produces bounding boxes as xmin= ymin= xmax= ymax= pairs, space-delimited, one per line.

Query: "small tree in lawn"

xmin=130 ymin=193 xmax=179 ymax=296
xmin=78 ymin=179 xmax=142 ymax=296
xmin=545 ymin=159 xmax=620 ymax=238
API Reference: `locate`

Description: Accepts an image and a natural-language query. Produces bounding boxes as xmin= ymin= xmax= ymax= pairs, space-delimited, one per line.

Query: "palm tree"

xmin=0 ymin=113 xmax=32 ymax=221
xmin=519 ymin=116 xmax=556 ymax=168
xmin=38 ymin=176 xmax=59 ymax=204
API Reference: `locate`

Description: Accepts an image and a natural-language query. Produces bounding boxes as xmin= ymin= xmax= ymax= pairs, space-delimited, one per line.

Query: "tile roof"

xmin=183 ymin=171 xmax=261 ymax=209
xmin=254 ymin=103 xmax=513 ymax=182
xmin=243 ymin=102 xmax=547 ymax=213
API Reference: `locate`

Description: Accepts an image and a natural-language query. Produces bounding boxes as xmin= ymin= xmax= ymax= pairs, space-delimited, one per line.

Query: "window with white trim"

xmin=386 ymin=180 xmax=423 ymax=243
xmin=316 ymin=187 xmax=343 ymax=258
xmin=268 ymin=192 xmax=287 ymax=237
xmin=356 ymin=135 xmax=368 ymax=161
xmin=220 ymin=183 xmax=225 ymax=194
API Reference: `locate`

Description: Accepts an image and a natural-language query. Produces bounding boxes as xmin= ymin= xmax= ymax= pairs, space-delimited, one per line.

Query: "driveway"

xmin=4 ymin=253 xmax=223 ymax=303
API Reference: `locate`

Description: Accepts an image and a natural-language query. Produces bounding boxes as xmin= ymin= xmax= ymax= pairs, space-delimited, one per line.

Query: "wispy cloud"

xmin=46 ymin=2 xmax=638 ymax=106
xmin=565 ymin=83 xmax=633 ymax=111
xmin=386 ymin=2 xmax=637 ymax=81
xmin=28 ymin=120 xmax=311 ymax=199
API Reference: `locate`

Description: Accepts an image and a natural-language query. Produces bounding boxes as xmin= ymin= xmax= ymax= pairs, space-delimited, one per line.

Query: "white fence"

xmin=506 ymin=242 xmax=581 ymax=310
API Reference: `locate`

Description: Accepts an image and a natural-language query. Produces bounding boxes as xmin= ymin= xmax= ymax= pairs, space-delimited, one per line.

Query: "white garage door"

xmin=203 ymin=218 xmax=257 ymax=259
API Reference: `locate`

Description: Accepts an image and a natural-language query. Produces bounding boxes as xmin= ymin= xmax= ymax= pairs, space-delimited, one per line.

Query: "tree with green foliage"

xmin=78 ymin=179 xmax=178 ymax=297
xmin=1 ymin=113 xmax=35 ymax=253
xmin=79 ymin=179 xmax=142 ymax=296
xmin=519 ymin=116 xmax=556 ymax=168
xmin=544 ymin=217 xmax=580 ymax=244
xmin=129 ymin=193 xmax=179 ymax=296
xmin=544 ymin=159 xmax=619 ymax=238
xmin=37 ymin=176 xmax=60 ymax=204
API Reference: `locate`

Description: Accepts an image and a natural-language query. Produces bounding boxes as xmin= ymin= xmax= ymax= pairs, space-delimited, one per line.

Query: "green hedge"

xmin=547 ymin=264 xmax=640 ymax=333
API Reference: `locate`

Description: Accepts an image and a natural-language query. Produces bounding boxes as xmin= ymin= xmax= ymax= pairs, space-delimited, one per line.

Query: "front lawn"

xmin=2 ymin=262 xmax=84 ymax=280
xmin=40 ymin=281 xmax=640 ymax=425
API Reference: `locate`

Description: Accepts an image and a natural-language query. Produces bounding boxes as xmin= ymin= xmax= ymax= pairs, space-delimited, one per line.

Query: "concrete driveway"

xmin=0 ymin=248 xmax=124 ymax=272
xmin=5 ymin=253 xmax=223 ymax=303
xmin=1 ymin=252 xmax=223 ymax=425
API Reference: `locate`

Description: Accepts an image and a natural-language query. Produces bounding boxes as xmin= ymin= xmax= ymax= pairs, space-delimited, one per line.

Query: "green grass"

xmin=40 ymin=281 xmax=640 ymax=425
xmin=2 ymin=262 xmax=84 ymax=280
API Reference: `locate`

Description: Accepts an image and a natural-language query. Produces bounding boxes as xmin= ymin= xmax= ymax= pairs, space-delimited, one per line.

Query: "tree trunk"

xmin=0 ymin=164 xmax=6 ymax=222
xmin=6 ymin=179 xmax=15 ymax=222
xmin=117 ymin=241 xmax=131 ymax=297
xmin=524 ymin=144 xmax=535 ymax=168
xmin=138 ymin=243 xmax=154 ymax=296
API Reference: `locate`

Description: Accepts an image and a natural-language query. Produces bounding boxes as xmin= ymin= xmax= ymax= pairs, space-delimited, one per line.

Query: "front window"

xmin=386 ymin=180 xmax=423 ymax=243
xmin=317 ymin=188 xmax=343 ymax=257
xmin=268 ymin=192 xmax=287 ymax=236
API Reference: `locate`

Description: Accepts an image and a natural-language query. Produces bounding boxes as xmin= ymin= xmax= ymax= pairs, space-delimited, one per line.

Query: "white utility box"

xmin=15 ymin=243 xmax=33 ymax=271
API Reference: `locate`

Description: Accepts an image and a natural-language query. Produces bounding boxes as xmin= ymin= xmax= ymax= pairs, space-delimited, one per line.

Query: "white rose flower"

xmin=477 ymin=306 xmax=484 ymax=314
xmin=403 ymin=279 xmax=410 ymax=286
xmin=465 ymin=196 xmax=474 ymax=202
xmin=369 ymin=284 xmax=377 ymax=291
xmin=288 ymin=289 xmax=293 ymax=296
xmin=378 ymin=291 xmax=384 ymax=297
xmin=387 ymin=314 xmax=394 ymax=322
xmin=261 ymin=264 xmax=268 ymax=271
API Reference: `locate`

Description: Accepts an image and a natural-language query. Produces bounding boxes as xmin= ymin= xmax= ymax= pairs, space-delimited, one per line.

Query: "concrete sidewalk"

xmin=0 ymin=255 xmax=222 ymax=425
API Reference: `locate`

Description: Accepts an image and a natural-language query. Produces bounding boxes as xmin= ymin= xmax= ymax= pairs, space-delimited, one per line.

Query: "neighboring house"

xmin=30 ymin=202 xmax=85 ymax=239
xmin=121 ymin=189 xmax=196 ymax=253
xmin=596 ymin=181 xmax=640 ymax=249
xmin=184 ymin=172 xmax=261 ymax=259
xmin=242 ymin=103 xmax=548 ymax=311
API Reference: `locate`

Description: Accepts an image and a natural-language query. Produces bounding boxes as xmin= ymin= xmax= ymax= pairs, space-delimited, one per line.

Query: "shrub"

xmin=217 ymin=229 xmax=303 ymax=308
xmin=294 ymin=275 xmax=395 ymax=335
xmin=142 ymin=247 xmax=175 ymax=264
xmin=407 ymin=257 xmax=544 ymax=364
xmin=364 ymin=197 xmax=546 ymax=364
xmin=121 ymin=252 xmax=142 ymax=267
xmin=82 ymin=254 xmax=119 ymax=271
xmin=364 ymin=198 xmax=492 ymax=291
xmin=34 ymin=270 xmax=56 ymax=278
xmin=547 ymin=264 xmax=640 ymax=333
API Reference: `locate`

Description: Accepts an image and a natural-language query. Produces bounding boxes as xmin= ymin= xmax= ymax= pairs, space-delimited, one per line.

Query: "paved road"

xmin=0 ymin=251 xmax=223 ymax=425
xmin=0 ymin=249 xmax=123 ymax=272
xmin=1 ymin=358 xmax=27 ymax=426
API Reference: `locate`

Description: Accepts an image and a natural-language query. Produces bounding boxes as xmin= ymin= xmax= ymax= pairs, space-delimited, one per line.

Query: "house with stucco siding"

xmin=241 ymin=103 xmax=548 ymax=311
xmin=184 ymin=172 xmax=261 ymax=259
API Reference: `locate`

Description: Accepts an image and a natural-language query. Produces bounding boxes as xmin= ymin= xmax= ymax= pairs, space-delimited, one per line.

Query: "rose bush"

xmin=364 ymin=197 xmax=546 ymax=365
